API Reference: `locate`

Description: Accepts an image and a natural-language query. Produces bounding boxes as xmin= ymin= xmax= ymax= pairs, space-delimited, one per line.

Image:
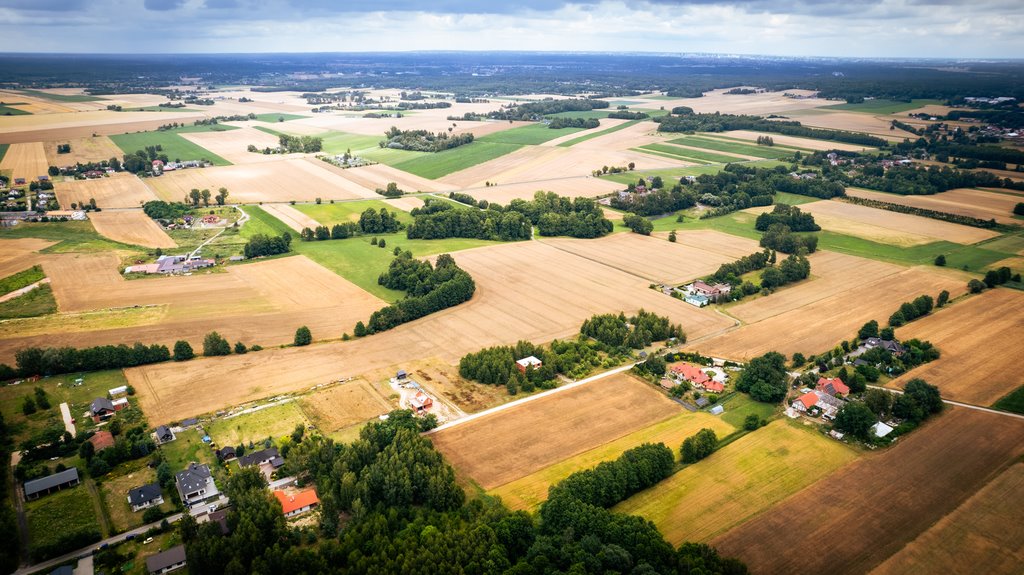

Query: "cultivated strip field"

xmin=430 ymin=373 xmax=682 ymax=489
xmin=798 ymin=200 xmax=999 ymax=245
xmin=259 ymin=203 xmax=321 ymax=232
xmin=785 ymin=109 xmax=917 ymax=141
xmin=870 ymin=462 xmax=1024 ymax=575
xmin=616 ymin=420 xmax=858 ymax=544
xmin=712 ymin=409 xmax=1024 ymax=575
xmin=179 ymin=128 xmax=287 ymax=164
xmin=88 ymin=211 xmax=177 ymax=249
xmin=464 ymin=176 xmax=621 ymax=204
xmin=54 ymin=172 xmax=158 ymax=209
xmin=890 ymin=289 xmax=1024 ymax=405
xmin=0 ymin=238 xmax=55 ymax=278
xmin=491 ymin=410 xmax=735 ymax=511
xmin=718 ymin=130 xmax=874 ymax=152
xmin=0 ymin=142 xmax=48 ymax=182
xmin=0 ymin=110 xmax=208 ymax=144
xmin=43 ymin=136 xmax=123 ymax=165
xmin=846 ymin=187 xmax=1022 ymax=225
xmin=644 ymin=89 xmax=832 ymax=116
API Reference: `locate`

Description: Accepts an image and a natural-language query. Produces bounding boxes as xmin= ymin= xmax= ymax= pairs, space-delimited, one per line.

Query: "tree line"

xmin=299 ymin=207 xmax=402 ymax=242
xmin=760 ymin=223 xmax=818 ymax=254
xmin=580 ymin=310 xmax=685 ymax=350
xmin=610 ymin=183 xmax=698 ymax=216
xmin=243 ymin=232 xmax=291 ymax=259
xmin=849 ymin=163 xmax=1021 ymax=196
xmin=487 ymin=98 xmax=609 ymax=121
xmin=406 ymin=199 xmax=533 ymax=241
xmin=842 ymin=196 xmax=999 ymax=229
xmin=277 ymin=134 xmax=322 ymax=153
xmin=548 ymin=117 xmax=600 ymax=129
xmin=655 ymin=111 xmax=889 ymax=147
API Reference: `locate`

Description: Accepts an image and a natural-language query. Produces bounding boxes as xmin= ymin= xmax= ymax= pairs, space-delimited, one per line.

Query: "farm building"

xmin=24 ymin=468 xmax=80 ymax=501
xmin=684 ymin=293 xmax=709 ymax=307
xmin=175 ymin=463 xmax=219 ymax=507
xmin=128 ymin=483 xmax=164 ymax=512
xmin=516 ymin=356 xmax=543 ymax=373
xmin=671 ymin=363 xmax=724 ymax=393
xmin=793 ymin=391 xmax=819 ymax=412
xmin=396 ymin=369 xmax=408 ymax=380
xmin=410 ymin=391 xmax=433 ymax=413
xmin=817 ymin=377 xmax=850 ymax=397
xmin=688 ymin=280 xmax=732 ymax=302
xmin=238 ymin=447 xmax=282 ymax=468
xmin=109 ymin=385 xmax=129 ymax=398
xmin=155 ymin=425 xmax=175 ymax=444
xmin=792 ymin=390 xmax=846 ymax=419
xmin=88 ymin=430 xmax=115 ymax=452
xmin=274 ymin=488 xmax=320 ymax=518
xmin=146 ymin=545 xmax=187 ymax=575
xmin=125 ymin=255 xmax=216 ymax=275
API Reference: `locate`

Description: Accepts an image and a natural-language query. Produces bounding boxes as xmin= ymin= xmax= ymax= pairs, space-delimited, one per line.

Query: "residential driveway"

xmin=60 ymin=402 xmax=77 ymax=436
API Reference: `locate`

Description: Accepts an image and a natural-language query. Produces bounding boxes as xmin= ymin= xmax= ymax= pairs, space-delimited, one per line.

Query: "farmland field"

xmin=259 ymin=203 xmax=321 ymax=232
xmin=430 ymin=372 xmax=683 ymax=489
xmin=390 ymin=141 xmax=523 ymax=179
xmin=615 ymin=419 xmax=859 ymax=544
xmin=54 ymin=172 xmax=159 ymax=209
xmin=88 ymin=210 xmax=177 ymax=249
xmin=294 ymin=199 xmax=414 ymax=228
xmin=110 ymin=129 xmax=232 ymax=166
xmin=889 ymin=289 xmax=1024 ymax=405
xmin=0 ymin=142 xmax=49 ymax=182
xmin=667 ymin=135 xmax=798 ymax=159
xmin=178 ymin=127 xmax=286 ymax=164
xmin=869 ymin=462 xmax=1024 ymax=575
xmin=206 ymin=401 xmax=312 ymax=446
xmin=478 ymin=123 xmax=586 ymax=145
xmin=298 ymin=379 xmax=394 ymax=433
xmin=637 ymin=143 xmax=748 ymax=164
xmin=821 ymin=98 xmax=940 ymax=114
xmin=0 ymin=238 xmax=54 ymax=278
xmin=712 ymin=409 xmax=1024 ymax=575
xmin=557 ymin=119 xmax=642 ymax=147
xmin=718 ymin=130 xmax=875 ymax=152
xmin=44 ymin=136 xmax=124 ymax=165
xmin=846 ymin=187 xmax=1022 ymax=225
xmin=464 ymin=176 xmax=620 ymax=204
xmin=491 ymin=410 xmax=736 ymax=511
xmin=798 ymin=199 xmax=999 ymax=245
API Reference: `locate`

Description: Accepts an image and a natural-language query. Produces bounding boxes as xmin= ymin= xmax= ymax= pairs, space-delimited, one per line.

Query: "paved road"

xmin=867 ymin=385 xmax=1024 ymax=420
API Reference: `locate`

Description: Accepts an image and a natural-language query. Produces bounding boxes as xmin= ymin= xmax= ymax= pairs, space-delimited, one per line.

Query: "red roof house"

xmin=818 ymin=377 xmax=850 ymax=397
xmin=671 ymin=363 xmax=711 ymax=386
xmin=89 ymin=430 xmax=116 ymax=452
xmin=274 ymin=489 xmax=319 ymax=517
xmin=703 ymin=379 xmax=725 ymax=393
xmin=794 ymin=391 xmax=818 ymax=412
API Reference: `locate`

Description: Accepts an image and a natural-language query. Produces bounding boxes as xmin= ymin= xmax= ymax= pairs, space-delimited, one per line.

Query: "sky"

xmin=0 ymin=0 xmax=1021 ymax=58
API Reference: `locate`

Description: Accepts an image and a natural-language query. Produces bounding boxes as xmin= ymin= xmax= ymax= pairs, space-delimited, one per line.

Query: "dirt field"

xmin=693 ymin=260 xmax=966 ymax=360
xmin=0 ymin=238 xmax=55 ymax=279
xmin=540 ymin=231 xmax=760 ymax=285
xmin=145 ymin=159 xmax=380 ymax=204
xmin=785 ymin=109 xmax=916 ymax=141
xmin=178 ymin=127 xmax=287 ymax=164
xmin=870 ymin=462 xmax=1024 ymax=575
xmin=88 ymin=211 xmax=177 ymax=249
xmin=800 ymin=200 xmax=999 ymax=245
xmin=0 ymin=142 xmax=49 ymax=182
xmin=718 ymin=130 xmax=873 ymax=152
xmin=888 ymin=289 xmax=1024 ymax=405
xmin=638 ymin=89 xmax=833 ymax=116
xmin=259 ymin=203 xmax=321 ymax=232
xmin=54 ymin=172 xmax=159 ymax=209
xmin=430 ymin=373 xmax=682 ymax=489
xmin=124 ymin=240 xmax=735 ymax=424
xmin=298 ymin=379 xmax=394 ymax=432
xmin=0 ymin=111 xmax=208 ymax=144
xmin=712 ymin=409 xmax=1024 ymax=575
xmin=465 ymin=176 xmax=621 ymax=204
xmin=43 ymin=136 xmax=123 ymax=166
xmin=846 ymin=187 xmax=1021 ymax=225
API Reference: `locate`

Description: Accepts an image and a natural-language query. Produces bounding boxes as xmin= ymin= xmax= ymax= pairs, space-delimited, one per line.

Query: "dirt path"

xmin=0 ymin=278 xmax=49 ymax=304
xmin=84 ymin=478 xmax=112 ymax=537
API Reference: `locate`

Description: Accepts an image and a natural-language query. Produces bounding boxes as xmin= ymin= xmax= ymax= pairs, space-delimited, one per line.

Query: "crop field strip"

xmin=796 ymin=200 xmax=1000 ymax=246
xmin=43 ymin=136 xmax=124 ymax=165
xmin=54 ymin=172 xmax=159 ymax=210
xmin=110 ymin=128 xmax=233 ymax=167
xmin=87 ymin=211 xmax=177 ymax=249
xmin=666 ymin=135 xmax=799 ymax=159
xmin=635 ymin=143 xmax=749 ymax=164
xmin=846 ymin=187 xmax=1022 ymax=225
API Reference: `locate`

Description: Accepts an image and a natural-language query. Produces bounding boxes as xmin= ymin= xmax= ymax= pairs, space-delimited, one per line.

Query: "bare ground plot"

xmin=889 ymin=289 xmax=1024 ymax=405
xmin=693 ymin=266 xmax=966 ymax=360
xmin=465 ymin=177 xmax=622 ymax=204
xmin=712 ymin=409 xmax=1024 ymax=575
xmin=0 ymin=142 xmax=49 ymax=182
xmin=0 ymin=238 xmax=54 ymax=278
xmin=260 ymin=203 xmax=321 ymax=232
xmin=179 ymin=128 xmax=288 ymax=164
xmin=88 ymin=211 xmax=177 ymax=249
xmin=784 ymin=109 xmax=917 ymax=141
xmin=800 ymin=200 xmax=999 ymax=246
xmin=145 ymin=159 xmax=380 ymax=204
xmin=846 ymin=187 xmax=1021 ymax=225
xmin=0 ymin=111 xmax=207 ymax=144
xmin=54 ymin=172 xmax=158 ymax=209
xmin=717 ymin=130 xmax=873 ymax=152
xmin=430 ymin=373 xmax=682 ymax=489
xmin=870 ymin=462 xmax=1024 ymax=575
xmin=541 ymin=232 xmax=759 ymax=285
xmin=316 ymin=160 xmax=453 ymax=193
xmin=298 ymin=379 xmax=394 ymax=433
xmin=126 ymin=241 xmax=734 ymax=424
xmin=44 ymin=136 xmax=124 ymax=166
xmin=643 ymin=89 xmax=832 ymax=116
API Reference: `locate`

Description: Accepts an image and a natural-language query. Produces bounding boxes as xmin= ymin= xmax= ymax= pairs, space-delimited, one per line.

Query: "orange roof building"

xmin=274 ymin=489 xmax=319 ymax=517
xmin=818 ymin=377 xmax=850 ymax=397
xmin=671 ymin=363 xmax=711 ymax=386
xmin=794 ymin=392 xmax=819 ymax=412
xmin=88 ymin=430 xmax=116 ymax=452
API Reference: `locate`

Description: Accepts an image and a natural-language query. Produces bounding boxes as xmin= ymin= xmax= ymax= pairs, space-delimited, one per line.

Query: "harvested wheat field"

xmin=712 ymin=409 xmax=1024 ymax=575
xmin=145 ymin=159 xmax=380 ymax=204
xmin=0 ymin=238 xmax=55 ymax=278
xmin=88 ymin=211 xmax=176 ymax=249
xmin=259 ymin=203 xmax=321 ymax=232
xmin=693 ymin=264 xmax=966 ymax=360
xmin=126 ymin=240 xmax=734 ymax=423
xmin=179 ymin=127 xmax=286 ymax=164
xmin=870 ymin=462 xmax=1024 ymax=575
xmin=465 ymin=176 xmax=621 ymax=204
xmin=382 ymin=195 xmax=425 ymax=212
xmin=54 ymin=172 xmax=158 ymax=209
xmin=541 ymin=232 xmax=759 ymax=285
xmin=800 ymin=200 xmax=999 ymax=245
xmin=540 ymin=119 xmax=631 ymax=147
xmin=718 ymin=130 xmax=872 ymax=152
xmin=889 ymin=289 xmax=1024 ymax=405
xmin=0 ymin=142 xmax=49 ymax=182
xmin=430 ymin=372 xmax=682 ymax=489
xmin=43 ymin=136 xmax=123 ymax=165
xmin=298 ymin=379 xmax=394 ymax=432
xmin=785 ymin=109 xmax=916 ymax=141
xmin=317 ymin=160 xmax=453 ymax=193
xmin=0 ymin=111 xmax=207 ymax=144
xmin=846 ymin=187 xmax=1021 ymax=225
xmin=648 ymin=89 xmax=831 ymax=116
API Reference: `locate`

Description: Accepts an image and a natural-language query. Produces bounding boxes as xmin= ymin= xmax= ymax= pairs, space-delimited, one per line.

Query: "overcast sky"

xmin=0 ymin=0 xmax=1021 ymax=58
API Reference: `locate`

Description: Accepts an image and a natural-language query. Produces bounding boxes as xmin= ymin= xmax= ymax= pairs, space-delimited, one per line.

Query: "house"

xmin=273 ymin=488 xmax=320 ymax=517
xmin=109 ymin=385 xmax=129 ymax=398
xmin=175 ymin=463 xmax=219 ymax=507
xmin=410 ymin=391 xmax=433 ymax=413
xmin=146 ymin=544 xmax=187 ymax=575
xmin=515 ymin=356 xmax=543 ymax=373
xmin=813 ymin=391 xmax=846 ymax=419
xmin=128 ymin=483 xmax=164 ymax=511
xmin=688 ymin=280 xmax=732 ymax=302
xmin=817 ymin=377 xmax=850 ymax=397
xmin=671 ymin=363 xmax=723 ymax=392
xmin=871 ymin=422 xmax=895 ymax=438
xmin=155 ymin=425 xmax=175 ymax=444
xmin=24 ymin=468 xmax=80 ymax=500
xmin=684 ymin=293 xmax=709 ymax=307
xmin=215 ymin=446 xmax=236 ymax=461
xmin=88 ymin=430 xmax=116 ymax=452
xmin=793 ymin=391 xmax=819 ymax=412
xmin=862 ymin=337 xmax=906 ymax=356
xmin=238 ymin=447 xmax=280 ymax=468
xmin=90 ymin=397 xmax=122 ymax=422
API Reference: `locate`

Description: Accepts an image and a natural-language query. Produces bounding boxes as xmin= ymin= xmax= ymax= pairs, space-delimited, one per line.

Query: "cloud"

xmin=144 ymin=0 xmax=185 ymax=10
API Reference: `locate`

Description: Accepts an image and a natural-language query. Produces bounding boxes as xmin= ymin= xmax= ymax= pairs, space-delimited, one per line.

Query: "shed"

xmin=89 ymin=430 xmax=116 ymax=452
xmin=709 ymin=405 xmax=724 ymax=416
xmin=146 ymin=544 xmax=187 ymax=574
xmin=871 ymin=421 xmax=895 ymax=438
xmin=24 ymin=468 xmax=80 ymax=500
xmin=396 ymin=369 xmax=408 ymax=380
xmin=109 ymin=385 xmax=129 ymax=398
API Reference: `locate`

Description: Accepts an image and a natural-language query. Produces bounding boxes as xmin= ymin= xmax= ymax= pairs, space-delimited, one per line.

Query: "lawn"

xmin=389 ymin=142 xmax=523 ymax=179
xmin=252 ymin=113 xmax=307 ymax=122
xmin=110 ymin=128 xmax=232 ymax=166
xmin=667 ymin=136 xmax=799 ymax=160
xmin=0 ymin=221 xmax=142 ymax=254
xmin=98 ymin=459 xmax=174 ymax=532
xmin=0 ymin=264 xmax=45 ymax=294
xmin=205 ymin=401 xmax=311 ymax=447
xmin=0 ymin=103 xmax=30 ymax=115
xmin=614 ymin=419 xmax=859 ymax=544
xmin=637 ymin=143 xmax=748 ymax=164
xmin=26 ymin=486 xmax=102 ymax=561
xmin=992 ymin=386 xmax=1024 ymax=414
xmin=714 ymin=392 xmax=780 ymax=429
xmin=821 ymin=99 xmax=941 ymax=114
xmin=477 ymin=123 xmax=585 ymax=145
xmin=20 ymin=89 xmax=102 ymax=102
xmin=239 ymin=205 xmax=297 ymax=239
xmin=558 ymin=120 xmax=643 ymax=148
xmin=490 ymin=410 xmax=736 ymax=511
xmin=296 ymin=234 xmax=502 ymax=301
xmin=159 ymin=428 xmax=216 ymax=471
xmin=294 ymin=200 xmax=415 ymax=228
xmin=0 ymin=283 xmax=57 ymax=319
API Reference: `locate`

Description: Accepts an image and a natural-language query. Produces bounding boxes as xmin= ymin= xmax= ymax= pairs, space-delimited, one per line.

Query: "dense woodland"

xmin=487 ymin=98 xmax=609 ymax=121
xmin=360 ymin=253 xmax=475 ymax=334
xmin=754 ymin=204 xmax=820 ymax=232
xmin=380 ymin=127 xmax=474 ymax=152
xmin=243 ymin=232 xmax=292 ymax=259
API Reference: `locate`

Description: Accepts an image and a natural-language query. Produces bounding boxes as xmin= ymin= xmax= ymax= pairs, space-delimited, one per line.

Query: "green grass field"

xmin=601 ymin=160 xmax=788 ymax=186
xmin=160 ymin=428 xmax=216 ymax=471
xmin=240 ymin=205 xmax=297 ymax=239
xmin=0 ymin=103 xmax=30 ymax=116
xmin=20 ymin=89 xmax=101 ymax=102
xmin=0 ymin=221 xmax=142 ymax=254
xmin=992 ymin=386 xmax=1024 ymax=414
xmin=614 ymin=419 xmax=859 ymax=544
xmin=295 ymin=200 xmax=415 ymax=228
xmin=558 ymin=120 xmax=643 ymax=148
xmin=696 ymin=133 xmax=815 ymax=152
xmin=388 ymin=142 xmax=523 ymax=179
xmin=252 ymin=113 xmax=307 ymax=122
xmin=0 ymin=264 xmax=45 ymax=295
xmin=111 ymin=126 xmax=233 ymax=166
xmin=0 ymin=283 xmax=57 ymax=319
xmin=668 ymin=136 xmax=799 ymax=160
xmin=821 ymin=99 xmax=941 ymax=114
xmin=316 ymin=131 xmax=386 ymax=155
xmin=637 ymin=143 xmax=748 ymax=164
xmin=27 ymin=486 xmax=102 ymax=559
xmin=206 ymin=401 xmax=311 ymax=447
xmin=773 ymin=191 xmax=821 ymax=206
xmin=98 ymin=459 xmax=174 ymax=532
xmin=478 ymin=123 xmax=585 ymax=146
xmin=0 ymin=144 xmax=9 ymax=162
xmin=714 ymin=392 xmax=780 ymax=429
